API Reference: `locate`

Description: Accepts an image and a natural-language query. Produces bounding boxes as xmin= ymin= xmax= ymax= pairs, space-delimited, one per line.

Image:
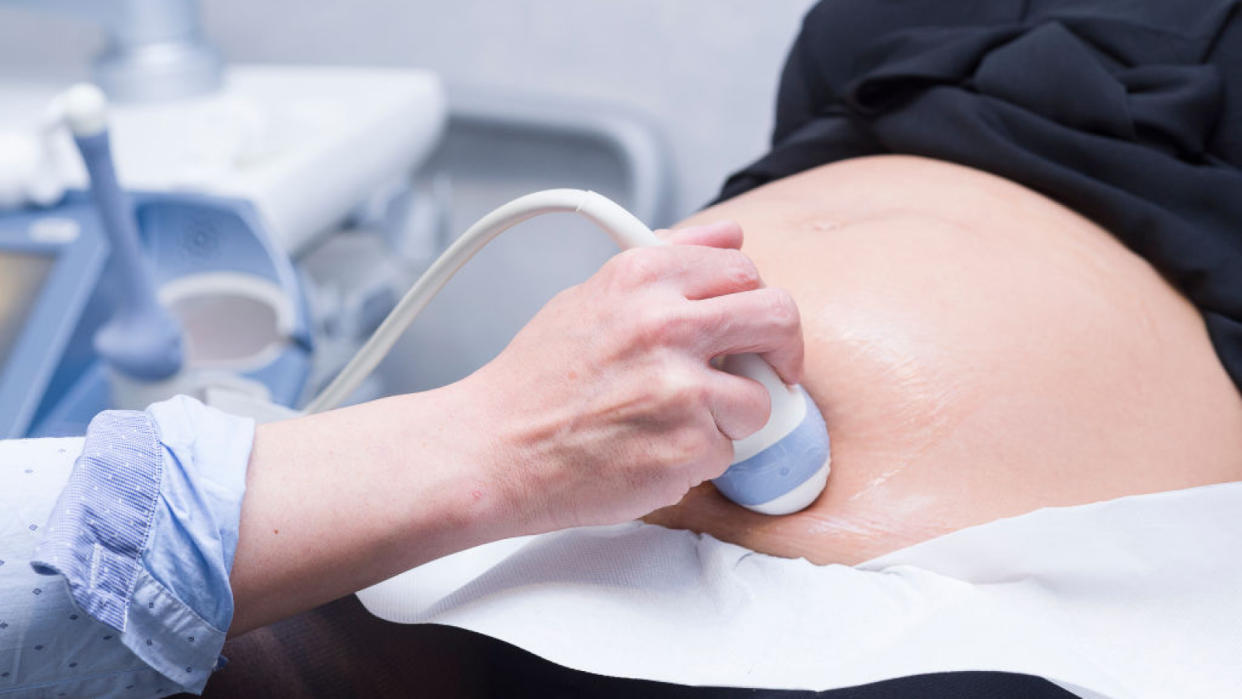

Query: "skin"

xmin=644 ymin=155 xmax=1242 ymax=564
xmin=225 ymin=153 xmax=1242 ymax=629
xmin=206 ymin=155 xmax=1242 ymax=692
xmin=226 ymin=222 xmax=805 ymax=635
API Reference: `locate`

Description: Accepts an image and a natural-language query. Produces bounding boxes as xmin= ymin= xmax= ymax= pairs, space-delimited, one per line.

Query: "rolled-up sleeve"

xmin=27 ymin=395 xmax=254 ymax=696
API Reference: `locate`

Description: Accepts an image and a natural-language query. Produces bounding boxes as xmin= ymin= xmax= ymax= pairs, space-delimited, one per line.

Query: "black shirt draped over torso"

xmin=719 ymin=0 xmax=1242 ymax=393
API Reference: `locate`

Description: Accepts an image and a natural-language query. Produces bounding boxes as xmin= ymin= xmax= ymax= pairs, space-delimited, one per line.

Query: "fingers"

xmin=692 ymin=287 xmax=805 ymax=385
xmin=604 ymin=244 xmax=762 ymax=300
xmin=656 ymin=220 xmax=743 ymax=250
xmin=600 ymin=246 xmax=804 ymax=384
xmin=706 ymin=370 xmax=772 ymax=441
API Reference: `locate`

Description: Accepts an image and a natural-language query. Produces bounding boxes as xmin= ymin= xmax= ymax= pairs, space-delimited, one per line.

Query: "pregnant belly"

xmin=644 ymin=155 xmax=1242 ymax=564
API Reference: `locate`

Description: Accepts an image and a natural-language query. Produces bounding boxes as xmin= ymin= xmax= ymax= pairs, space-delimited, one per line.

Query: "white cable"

xmin=305 ymin=189 xmax=661 ymax=413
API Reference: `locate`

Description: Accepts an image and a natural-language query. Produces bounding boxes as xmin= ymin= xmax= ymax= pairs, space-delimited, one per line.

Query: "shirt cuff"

xmin=30 ymin=395 xmax=255 ymax=694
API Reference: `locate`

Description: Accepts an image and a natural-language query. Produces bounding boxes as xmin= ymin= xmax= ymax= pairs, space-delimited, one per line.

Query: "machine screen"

xmin=0 ymin=252 xmax=55 ymax=367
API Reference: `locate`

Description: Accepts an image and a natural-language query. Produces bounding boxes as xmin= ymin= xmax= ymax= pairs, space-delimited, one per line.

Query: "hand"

xmin=228 ymin=221 xmax=804 ymax=633
xmin=456 ymin=221 xmax=805 ymax=532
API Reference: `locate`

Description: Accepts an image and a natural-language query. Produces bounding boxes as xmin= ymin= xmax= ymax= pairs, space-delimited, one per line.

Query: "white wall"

xmin=0 ymin=0 xmax=816 ymax=215
xmin=0 ymin=1 xmax=817 ymax=391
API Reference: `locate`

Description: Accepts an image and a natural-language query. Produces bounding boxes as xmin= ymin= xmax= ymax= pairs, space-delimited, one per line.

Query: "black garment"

xmin=719 ymin=0 xmax=1242 ymax=392
xmin=195 ymin=597 xmax=1076 ymax=698
xmin=478 ymin=624 xmax=1078 ymax=698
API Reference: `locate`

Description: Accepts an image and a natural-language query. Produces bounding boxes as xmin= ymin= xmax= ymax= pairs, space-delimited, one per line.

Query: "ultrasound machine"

xmin=0 ymin=0 xmax=446 ymax=438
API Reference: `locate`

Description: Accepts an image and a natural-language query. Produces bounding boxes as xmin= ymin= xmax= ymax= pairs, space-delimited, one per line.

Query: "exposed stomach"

xmin=643 ymin=155 xmax=1242 ymax=565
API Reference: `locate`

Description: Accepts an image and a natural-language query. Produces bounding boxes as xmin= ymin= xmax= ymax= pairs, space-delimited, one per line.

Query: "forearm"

xmin=228 ymin=385 xmax=522 ymax=636
xmin=227 ymin=221 xmax=804 ymax=635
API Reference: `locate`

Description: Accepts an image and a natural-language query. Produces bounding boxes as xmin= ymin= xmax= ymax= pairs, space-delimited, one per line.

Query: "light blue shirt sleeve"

xmin=0 ymin=395 xmax=255 ymax=697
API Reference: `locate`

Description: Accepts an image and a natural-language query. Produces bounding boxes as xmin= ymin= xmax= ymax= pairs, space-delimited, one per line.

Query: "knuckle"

xmin=669 ymin=424 xmax=712 ymax=463
xmin=652 ymin=366 xmax=705 ymax=409
xmin=631 ymin=302 xmax=691 ymax=349
xmin=607 ymin=248 xmax=667 ymax=289
xmin=763 ymin=288 xmax=800 ymax=329
xmin=724 ymin=250 xmax=760 ymax=290
xmin=627 ymin=309 xmax=664 ymax=349
xmin=701 ymin=306 xmax=733 ymax=346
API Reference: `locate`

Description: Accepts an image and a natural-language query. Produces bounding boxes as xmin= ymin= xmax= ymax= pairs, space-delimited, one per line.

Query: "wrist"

xmin=230 ymin=381 xmax=548 ymax=633
xmin=442 ymin=372 xmax=556 ymax=538
xmin=367 ymin=385 xmax=518 ymax=560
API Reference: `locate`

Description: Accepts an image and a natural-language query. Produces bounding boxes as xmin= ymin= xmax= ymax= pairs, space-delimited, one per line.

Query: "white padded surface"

xmin=358 ymin=482 xmax=1242 ymax=698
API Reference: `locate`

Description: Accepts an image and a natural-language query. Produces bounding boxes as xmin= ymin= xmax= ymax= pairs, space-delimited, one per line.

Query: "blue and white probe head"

xmin=711 ymin=355 xmax=831 ymax=514
xmin=573 ymin=191 xmax=831 ymax=515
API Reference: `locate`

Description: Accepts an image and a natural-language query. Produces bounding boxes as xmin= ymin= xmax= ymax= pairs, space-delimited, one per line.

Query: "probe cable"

xmin=304 ymin=189 xmax=658 ymax=413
